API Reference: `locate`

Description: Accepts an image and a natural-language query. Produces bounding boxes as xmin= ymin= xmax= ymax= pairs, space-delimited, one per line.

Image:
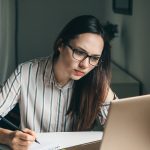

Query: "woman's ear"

xmin=57 ymin=39 xmax=64 ymax=52
xmin=58 ymin=44 xmax=65 ymax=52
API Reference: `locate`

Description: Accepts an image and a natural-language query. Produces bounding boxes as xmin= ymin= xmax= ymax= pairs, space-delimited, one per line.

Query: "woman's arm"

xmin=91 ymin=88 xmax=118 ymax=131
xmin=100 ymin=88 xmax=118 ymax=121
xmin=0 ymin=65 xmax=21 ymax=118
xmin=104 ymin=88 xmax=118 ymax=103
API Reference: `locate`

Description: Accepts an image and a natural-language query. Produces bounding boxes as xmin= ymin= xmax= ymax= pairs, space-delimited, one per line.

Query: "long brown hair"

xmin=53 ymin=15 xmax=111 ymax=131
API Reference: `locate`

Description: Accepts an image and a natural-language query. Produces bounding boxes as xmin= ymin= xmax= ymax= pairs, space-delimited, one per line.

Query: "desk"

xmin=0 ymin=131 xmax=102 ymax=150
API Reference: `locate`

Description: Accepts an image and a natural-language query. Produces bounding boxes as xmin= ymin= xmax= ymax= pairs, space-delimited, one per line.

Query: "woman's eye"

xmin=74 ymin=49 xmax=86 ymax=56
xmin=91 ymin=56 xmax=100 ymax=62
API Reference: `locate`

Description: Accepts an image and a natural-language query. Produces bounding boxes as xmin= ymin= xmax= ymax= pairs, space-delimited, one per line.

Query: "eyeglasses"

xmin=67 ymin=44 xmax=101 ymax=66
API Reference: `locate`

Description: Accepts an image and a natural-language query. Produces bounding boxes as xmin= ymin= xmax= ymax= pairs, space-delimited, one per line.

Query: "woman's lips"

xmin=74 ymin=69 xmax=85 ymax=76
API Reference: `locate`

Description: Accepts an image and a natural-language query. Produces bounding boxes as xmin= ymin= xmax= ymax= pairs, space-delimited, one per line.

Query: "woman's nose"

xmin=78 ymin=57 xmax=90 ymax=68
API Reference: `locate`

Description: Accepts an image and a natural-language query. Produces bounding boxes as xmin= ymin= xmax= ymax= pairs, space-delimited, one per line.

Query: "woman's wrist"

xmin=0 ymin=128 xmax=13 ymax=145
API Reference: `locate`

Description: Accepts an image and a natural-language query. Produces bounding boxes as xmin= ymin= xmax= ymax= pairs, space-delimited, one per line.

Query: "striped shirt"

xmin=0 ymin=57 xmax=113 ymax=132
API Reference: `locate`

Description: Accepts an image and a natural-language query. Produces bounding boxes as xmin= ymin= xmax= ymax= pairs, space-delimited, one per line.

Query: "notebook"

xmin=100 ymin=94 xmax=150 ymax=150
xmin=29 ymin=131 xmax=102 ymax=150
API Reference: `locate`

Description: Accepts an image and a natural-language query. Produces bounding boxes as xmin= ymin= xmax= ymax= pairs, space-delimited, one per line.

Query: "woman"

xmin=0 ymin=15 xmax=117 ymax=150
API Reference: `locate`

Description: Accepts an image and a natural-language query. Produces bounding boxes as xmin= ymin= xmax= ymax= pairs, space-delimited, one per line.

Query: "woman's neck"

xmin=53 ymin=59 xmax=71 ymax=87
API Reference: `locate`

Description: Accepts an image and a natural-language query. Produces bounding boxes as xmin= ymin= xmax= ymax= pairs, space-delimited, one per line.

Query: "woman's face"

xmin=58 ymin=33 xmax=104 ymax=81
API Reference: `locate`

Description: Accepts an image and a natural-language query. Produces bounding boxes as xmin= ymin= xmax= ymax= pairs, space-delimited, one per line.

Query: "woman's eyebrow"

xmin=91 ymin=54 xmax=101 ymax=57
xmin=75 ymin=46 xmax=88 ymax=53
xmin=77 ymin=46 xmax=101 ymax=56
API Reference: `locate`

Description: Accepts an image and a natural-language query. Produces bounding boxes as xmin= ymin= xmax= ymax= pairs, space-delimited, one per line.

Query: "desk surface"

xmin=0 ymin=131 xmax=102 ymax=150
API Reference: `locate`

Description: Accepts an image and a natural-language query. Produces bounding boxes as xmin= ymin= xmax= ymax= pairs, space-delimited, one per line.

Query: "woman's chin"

xmin=71 ymin=74 xmax=85 ymax=80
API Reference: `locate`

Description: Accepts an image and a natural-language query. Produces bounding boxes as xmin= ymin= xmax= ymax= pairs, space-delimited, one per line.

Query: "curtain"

xmin=0 ymin=0 xmax=16 ymax=84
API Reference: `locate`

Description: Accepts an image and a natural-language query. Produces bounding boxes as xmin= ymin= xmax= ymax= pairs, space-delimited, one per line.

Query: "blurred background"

xmin=0 ymin=0 xmax=149 ymax=99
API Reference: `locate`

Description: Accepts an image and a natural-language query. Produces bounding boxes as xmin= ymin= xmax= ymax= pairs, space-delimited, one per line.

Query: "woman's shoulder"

xmin=19 ymin=56 xmax=52 ymax=69
xmin=104 ymin=88 xmax=118 ymax=103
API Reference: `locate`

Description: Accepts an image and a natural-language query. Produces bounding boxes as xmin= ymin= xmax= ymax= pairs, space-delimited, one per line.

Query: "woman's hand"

xmin=7 ymin=128 xmax=36 ymax=150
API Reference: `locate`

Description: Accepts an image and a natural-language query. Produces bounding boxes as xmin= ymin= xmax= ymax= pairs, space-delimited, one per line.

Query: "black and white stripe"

xmin=0 ymin=57 xmax=112 ymax=132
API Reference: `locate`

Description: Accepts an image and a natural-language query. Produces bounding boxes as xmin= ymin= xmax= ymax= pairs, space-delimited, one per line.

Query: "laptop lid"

xmin=100 ymin=94 xmax=150 ymax=150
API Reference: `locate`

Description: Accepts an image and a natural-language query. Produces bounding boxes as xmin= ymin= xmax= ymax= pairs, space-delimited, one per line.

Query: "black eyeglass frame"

xmin=66 ymin=44 xmax=102 ymax=66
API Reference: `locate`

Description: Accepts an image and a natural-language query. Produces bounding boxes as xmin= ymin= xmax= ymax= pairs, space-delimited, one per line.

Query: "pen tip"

xmin=35 ymin=139 xmax=40 ymax=144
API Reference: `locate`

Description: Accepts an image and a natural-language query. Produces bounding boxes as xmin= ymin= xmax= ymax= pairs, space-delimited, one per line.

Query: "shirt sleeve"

xmin=98 ymin=88 xmax=118 ymax=126
xmin=0 ymin=65 xmax=21 ymax=117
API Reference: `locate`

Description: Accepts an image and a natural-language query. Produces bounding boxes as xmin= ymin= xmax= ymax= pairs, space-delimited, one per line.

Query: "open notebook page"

xmin=29 ymin=131 xmax=102 ymax=150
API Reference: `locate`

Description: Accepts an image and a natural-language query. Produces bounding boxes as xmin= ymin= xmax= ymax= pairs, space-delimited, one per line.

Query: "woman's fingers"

xmin=23 ymin=128 xmax=36 ymax=137
xmin=17 ymin=129 xmax=36 ymax=142
xmin=8 ymin=128 xmax=37 ymax=150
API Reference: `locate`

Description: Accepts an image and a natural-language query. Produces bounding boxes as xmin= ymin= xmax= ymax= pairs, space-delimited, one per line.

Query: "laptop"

xmin=100 ymin=94 xmax=150 ymax=150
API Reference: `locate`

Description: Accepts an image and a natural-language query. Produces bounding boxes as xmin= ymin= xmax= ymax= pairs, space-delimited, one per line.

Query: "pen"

xmin=0 ymin=115 xmax=40 ymax=144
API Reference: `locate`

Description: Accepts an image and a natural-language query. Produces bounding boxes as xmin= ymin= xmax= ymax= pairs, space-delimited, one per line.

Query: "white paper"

xmin=0 ymin=132 xmax=103 ymax=150
xmin=30 ymin=131 xmax=103 ymax=150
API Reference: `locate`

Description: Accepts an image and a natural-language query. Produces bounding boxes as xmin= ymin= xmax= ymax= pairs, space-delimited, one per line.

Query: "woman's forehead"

xmin=69 ymin=33 xmax=104 ymax=55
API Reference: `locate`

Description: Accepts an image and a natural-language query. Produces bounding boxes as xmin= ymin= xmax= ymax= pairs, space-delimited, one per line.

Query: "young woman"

xmin=0 ymin=15 xmax=117 ymax=150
